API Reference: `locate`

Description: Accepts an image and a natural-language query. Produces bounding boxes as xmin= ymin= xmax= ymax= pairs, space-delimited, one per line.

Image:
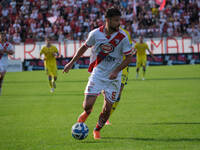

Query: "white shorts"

xmin=0 ymin=65 xmax=7 ymax=72
xmin=84 ymin=76 xmax=121 ymax=103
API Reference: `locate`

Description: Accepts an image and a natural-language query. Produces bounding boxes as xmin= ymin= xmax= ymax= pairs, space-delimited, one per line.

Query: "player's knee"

xmin=103 ymin=107 xmax=111 ymax=116
xmin=0 ymin=74 xmax=4 ymax=80
xmin=48 ymin=76 xmax=52 ymax=81
xmin=83 ymin=95 xmax=96 ymax=114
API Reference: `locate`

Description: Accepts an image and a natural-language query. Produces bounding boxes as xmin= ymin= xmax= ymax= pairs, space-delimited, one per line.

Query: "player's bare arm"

xmin=147 ymin=49 xmax=156 ymax=61
xmin=53 ymin=52 xmax=59 ymax=57
xmin=39 ymin=53 xmax=43 ymax=60
xmin=109 ymin=54 xmax=132 ymax=80
xmin=63 ymin=45 xmax=88 ymax=73
xmin=3 ymin=48 xmax=14 ymax=55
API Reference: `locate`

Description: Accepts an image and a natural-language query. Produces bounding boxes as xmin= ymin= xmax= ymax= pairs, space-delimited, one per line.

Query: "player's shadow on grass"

xmin=102 ymin=137 xmax=200 ymax=142
xmin=59 ymin=80 xmax=88 ymax=83
xmin=138 ymin=122 xmax=200 ymax=125
xmin=80 ymin=140 xmax=111 ymax=144
xmin=103 ymin=122 xmax=200 ymax=142
xmin=130 ymin=77 xmax=200 ymax=81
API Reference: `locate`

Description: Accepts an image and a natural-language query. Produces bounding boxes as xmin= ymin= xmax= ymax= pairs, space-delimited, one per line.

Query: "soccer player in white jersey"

xmin=105 ymin=27 xmax=133 ymax=125
xmin=63 ymin=7 xmax=132 ymax=139
xmin=0 ymin=32 xmax=14 ymax=95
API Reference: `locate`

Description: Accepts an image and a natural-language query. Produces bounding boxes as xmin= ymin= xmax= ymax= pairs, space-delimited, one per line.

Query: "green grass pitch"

xmin=0 ymin=65 xmax=200 ymax=150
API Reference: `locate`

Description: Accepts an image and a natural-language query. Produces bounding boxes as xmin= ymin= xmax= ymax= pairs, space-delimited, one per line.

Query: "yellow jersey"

xmin=134 ymin=42 xmax=149 ymax=57
xmin=120 ymin=27 xmax=132 ymax=85
xmin=40 ymin=45 xmax=58 ymax=65
xmin=120 ymin=27 xmax=132 ymax=45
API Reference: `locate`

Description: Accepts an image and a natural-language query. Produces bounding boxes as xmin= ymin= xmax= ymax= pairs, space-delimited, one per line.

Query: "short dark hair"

xmin=105 ymin=7 xmax=121 ymax=18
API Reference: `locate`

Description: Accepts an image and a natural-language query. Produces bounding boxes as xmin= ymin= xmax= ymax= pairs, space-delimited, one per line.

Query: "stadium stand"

xmin=0 ymin=0 xmax=199 ymax=42
xmin=1 ymin=0 xmax=199 ymax=70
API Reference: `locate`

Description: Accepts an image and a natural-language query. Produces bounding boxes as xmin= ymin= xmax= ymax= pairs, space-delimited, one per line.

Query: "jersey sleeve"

xmin=84 ymin=30 xmax=95 ymax=48
xmin=122 ymin=36 xmax=132 ymax=55
xmin=134 ymin=43 xmax=138 ymax=50
xmin=145 ymin=43 xmax=149 ymax=50
xmin=53 ymin=46 xmax=58 ymax=53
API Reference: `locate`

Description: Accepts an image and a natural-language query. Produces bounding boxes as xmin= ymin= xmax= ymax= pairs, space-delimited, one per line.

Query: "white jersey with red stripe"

xmin=85 ymin=26 xmax=132 ymax=81
xmin=0 ymin=42 xmax=13 ymax=71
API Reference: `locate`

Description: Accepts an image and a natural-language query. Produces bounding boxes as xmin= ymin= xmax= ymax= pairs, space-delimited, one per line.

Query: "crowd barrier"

xmin=11 ymin=37 xmax=199 ymax=61
xmin=7 ymin=37 xmax=200 ymax=71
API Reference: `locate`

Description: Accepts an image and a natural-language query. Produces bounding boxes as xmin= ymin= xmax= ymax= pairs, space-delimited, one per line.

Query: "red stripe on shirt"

xmin=123 ymin=49 xmax=132 ymax=55
xmin=88 ymin=31 xmax=126 ymax=73
xmin=88 ymin=51 xmax=108 ymax=72
xmin=109 ymin=33 xmax=125 ymax=47
xmin=84 ymin=43 xmax=92 ymax=48
xmin=99 ymin=25 xmax=105 ymax=32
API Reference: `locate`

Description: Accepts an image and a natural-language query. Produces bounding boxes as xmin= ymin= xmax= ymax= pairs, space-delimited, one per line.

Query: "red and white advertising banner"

xmin=11 ymin=37 xmax=199 ymax=61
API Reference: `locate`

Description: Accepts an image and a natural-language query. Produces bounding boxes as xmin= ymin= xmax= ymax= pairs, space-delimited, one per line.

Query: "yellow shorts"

xmin=136 ymin=56 xmax=146 ymax=68
xmin=121 ymin=66 xmax=129 ymax=85
xmin=45 ymin=62 xmax=57 ymax=77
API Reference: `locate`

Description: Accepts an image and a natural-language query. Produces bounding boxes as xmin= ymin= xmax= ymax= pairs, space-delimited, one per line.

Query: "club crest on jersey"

xmin=100 ymin=43 xmax=114 ymax=54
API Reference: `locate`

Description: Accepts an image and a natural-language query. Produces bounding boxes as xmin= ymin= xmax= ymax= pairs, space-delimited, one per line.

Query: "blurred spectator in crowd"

xmin=13 ymin=33 xmax=21 ymax=44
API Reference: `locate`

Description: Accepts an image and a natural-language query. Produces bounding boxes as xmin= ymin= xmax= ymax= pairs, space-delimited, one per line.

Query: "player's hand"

xmin=63 ymin=62 xmax=73 ymax=74
xmin=3 ymin=48 xmax=7 ymax=52
xmin=53 ymin=53 xmax=58 ymax=57
xmin=109 ymin=71 xmax=118 ymax=80
xmin=7 ymin=50 xmax=14 ymax=55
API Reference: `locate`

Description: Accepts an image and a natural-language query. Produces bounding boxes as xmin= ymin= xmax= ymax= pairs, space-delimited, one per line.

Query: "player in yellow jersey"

xmin=105 ymin=28 xmax=132 ymax=125
xmin=40 ymin=38 xmax=59 ymax=92
xmin=133 ymin=36 xmax=155 ymax=80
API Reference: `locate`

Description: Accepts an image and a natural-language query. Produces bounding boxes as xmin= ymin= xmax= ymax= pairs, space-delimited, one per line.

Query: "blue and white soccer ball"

xmin=71 ymin=122 xmax=89 ymax=140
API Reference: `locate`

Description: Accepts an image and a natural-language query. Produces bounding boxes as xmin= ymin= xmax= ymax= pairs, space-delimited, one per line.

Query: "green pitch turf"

xmin=0 ymin=65 xmax=200 ymax=150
